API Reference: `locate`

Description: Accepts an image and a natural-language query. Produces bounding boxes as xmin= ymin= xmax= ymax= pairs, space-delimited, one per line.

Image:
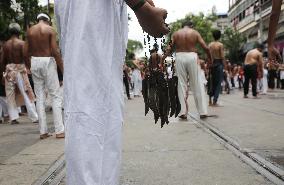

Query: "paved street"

xmin=0 ymin=112 xmax=54 ymax=164
xmin=61 ymin=89 xmax=283 ymax=185
xmin=1 ymin=89 xmax=284 ymax=184
xmin=200 ymin=89 xmax=284 ymax=171
xmin=118 ymin=94 xmax=274 ymax=185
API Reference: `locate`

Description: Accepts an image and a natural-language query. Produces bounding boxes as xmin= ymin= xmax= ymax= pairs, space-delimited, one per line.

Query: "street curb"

xmin=189 ymin=113 xmax=284 ymax=185
xmin=32 ymin=154 xmax=65 ymax=185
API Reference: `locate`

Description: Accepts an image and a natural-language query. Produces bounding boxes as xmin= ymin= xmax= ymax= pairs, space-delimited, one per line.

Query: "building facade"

xmin=212 ymin=14 xmax=230 ymax=34
xmin=228 ymin=0 xmax=284 ymax=55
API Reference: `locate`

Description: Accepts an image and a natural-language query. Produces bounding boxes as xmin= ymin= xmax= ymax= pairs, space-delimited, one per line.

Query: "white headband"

xmin=9 ymin=23 xmax=21 ymax=32
xmin=37 ymin=13 xmax=50 ymax=21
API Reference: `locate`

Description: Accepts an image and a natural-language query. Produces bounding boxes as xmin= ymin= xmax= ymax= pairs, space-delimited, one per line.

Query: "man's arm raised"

xmin=268 ymin=0 xmax=282 ymax=60
xmin=125 ymin=0 xmax=169 ymax=38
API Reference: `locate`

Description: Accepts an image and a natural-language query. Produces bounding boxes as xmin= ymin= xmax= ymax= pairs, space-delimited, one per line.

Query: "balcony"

xmin=236 ymin=14 xmax=255 ymax=30
xmin=229 ymin=0 xmax=242 ymax=11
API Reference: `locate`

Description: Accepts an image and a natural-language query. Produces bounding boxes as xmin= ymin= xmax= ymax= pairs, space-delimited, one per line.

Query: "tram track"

xmin=33 ymin=154 xmax=66 ymax=185
xmin=190 ymin=113 xmax=284 ymax=185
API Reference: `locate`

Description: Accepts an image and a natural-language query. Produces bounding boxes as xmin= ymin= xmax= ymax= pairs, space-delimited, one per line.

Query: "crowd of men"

xmin=123 ymin=29 xmax=283 ymax=121
xmin=0 ymin=14 xmax=64 ymax=139
xmin=0 ymin=0 xmax=283 ymax=184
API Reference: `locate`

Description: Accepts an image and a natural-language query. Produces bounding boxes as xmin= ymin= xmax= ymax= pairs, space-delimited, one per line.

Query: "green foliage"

xmin=0 ymin=0 xmax=17 ymax=40
xmin=222 ymin=28 xmax=247 ymax=64
xmin=125 ymin=39 xmax=143 ymax=67
xmin=0 ymin=0 xmax=43 ymax=40
xmin=16 ymin=0 xmax=44 ymax=30
xmin=167 ymin=13 xmax=217 ymax=57
xmin=127 ymin=39 xmax=143 ymax=54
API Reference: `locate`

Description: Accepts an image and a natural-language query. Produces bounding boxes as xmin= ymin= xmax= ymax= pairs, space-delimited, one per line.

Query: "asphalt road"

xmin=0 ymin=112 xmax=54 ymax=163
xmin=59 ymin=89 xmax=281 ymax=185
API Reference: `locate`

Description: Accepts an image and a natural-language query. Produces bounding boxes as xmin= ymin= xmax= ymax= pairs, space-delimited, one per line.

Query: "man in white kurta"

xmin=55 ymin=0 xmax=169 ymax=184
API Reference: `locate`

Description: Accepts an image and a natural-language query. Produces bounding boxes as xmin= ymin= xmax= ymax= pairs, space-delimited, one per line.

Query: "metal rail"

xmin=190 ymin=113 xmax=284 ymax=185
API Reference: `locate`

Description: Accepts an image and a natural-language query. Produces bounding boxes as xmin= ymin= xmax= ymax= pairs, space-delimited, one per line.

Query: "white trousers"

xmin=66 ymin=112 xmax=122 ymax=185
xmin=5 ymin=73 xmax=38 ymax=121
xmin=0 ymin=97 xmax=8 ymax=118
xmin=31 ymin=57 xmax=64 ymax=135
xmin=176 ymin=52 xmax=208 ymax=116
xmin=262 ymin=76 xmax=268 ymax=94
xmin=133 ymin=70 xmax=142 ymax=96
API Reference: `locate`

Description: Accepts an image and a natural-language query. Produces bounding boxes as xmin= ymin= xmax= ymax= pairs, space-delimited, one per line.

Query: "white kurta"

xmin=55 ymin=1 xmax=128 ymax=185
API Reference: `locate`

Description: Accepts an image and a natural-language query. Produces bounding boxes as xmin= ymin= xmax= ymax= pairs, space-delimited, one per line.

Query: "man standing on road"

xmin=243 ymin=44 xmax=264 ymax=99
xmin=123 ymin=64 xmax=131 ymax=100
xmin=24 ymin=14 xmax=64 ymax=140
xmin=1 ymin=23 xmax=38 ymax=125
xmin=163 ymin=21 xmax=212 ymax=120
xmin=208 ymin=30 xmax=226 ymax=106
xmin=132 ymin=58 xmax=143 ymax=97
xmin=55 ymin=0 xmax=169 ymax=184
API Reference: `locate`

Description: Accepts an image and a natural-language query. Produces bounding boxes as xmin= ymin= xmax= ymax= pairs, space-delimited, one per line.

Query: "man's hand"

xmin=135 ymin=2 xmax=169 ymax=38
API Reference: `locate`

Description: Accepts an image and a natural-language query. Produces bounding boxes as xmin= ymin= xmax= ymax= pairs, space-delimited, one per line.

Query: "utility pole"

xmin=259 ymin=0 xmax=263 ymax=43
xmin=47 ymin=0 xmax=50 ymax=13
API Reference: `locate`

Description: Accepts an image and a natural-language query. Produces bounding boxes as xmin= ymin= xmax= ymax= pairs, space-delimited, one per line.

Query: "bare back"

xmin=245 ymin=49 xmax=262 ymax=65
xmin=172 ymin=28 xmax=199 ymax=53
xmin=209 ymin=41 xmax=223 ymax=60
xmin=149 ymin=52 xmax=162 ymax=69
xmin=25 ymin=21 xmax=64 ymax=73
xmin=3 ymin=37 xmax=25 ymax=65
xmin=27 ymin=22 xmax=54 ymax=57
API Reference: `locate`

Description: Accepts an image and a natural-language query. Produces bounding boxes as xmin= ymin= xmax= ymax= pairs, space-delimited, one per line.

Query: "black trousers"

xmin=208 ymin=61 xmax=223 ymax=103
xmin=231 ymin=77 xmax=235 ymax=88
xmin=281 ymin=79 xmax=284 ymax=89
xmin=268 ymin=69 xmax=277 ymax=89
xmin=123 ymin=77 xmax=130 ymax=99
xmin=244 ymin=64 xmax=257 ymax=97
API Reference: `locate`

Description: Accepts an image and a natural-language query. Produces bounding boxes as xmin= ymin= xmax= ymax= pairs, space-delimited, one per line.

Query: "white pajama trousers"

xmin=31 ymin=57 xmax=64 ymax=135
xmin=133 ymin=69 xmax=142 ymax=96
xmin=175 ymin=52 xmax=208 ymax=116
xmin=0 ymin=97 xmax=8 ymax=118
xmin=5 ymin=74 xmax=38 ymax=121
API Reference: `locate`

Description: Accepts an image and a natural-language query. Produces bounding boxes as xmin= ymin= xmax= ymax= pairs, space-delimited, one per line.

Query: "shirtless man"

xmin=208 ymin=30 xmax=226 ymax=106
xmin=1 ymin=23 xmax=38 ymax=125
xmin=149 ymin=47 xmax=163 ymax=70
xmin=243 ymin=43 xmax=264 ymax=98
xmin=24 ymin=13 xmax=64 ymax=139
xmin=268 ymin=0 xmax=283 ymax=61
xmin=163 ymin=20 xmax=212 ymax=120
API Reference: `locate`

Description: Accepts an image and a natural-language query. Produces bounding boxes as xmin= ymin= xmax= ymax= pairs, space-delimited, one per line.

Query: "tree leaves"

xmin=0 ymin=0 xmax=43 ymax=40
xmin=167 ymin=13 xmax=217 ymax=58
xmin=222 ymin=28 xmax=247 ymax=64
